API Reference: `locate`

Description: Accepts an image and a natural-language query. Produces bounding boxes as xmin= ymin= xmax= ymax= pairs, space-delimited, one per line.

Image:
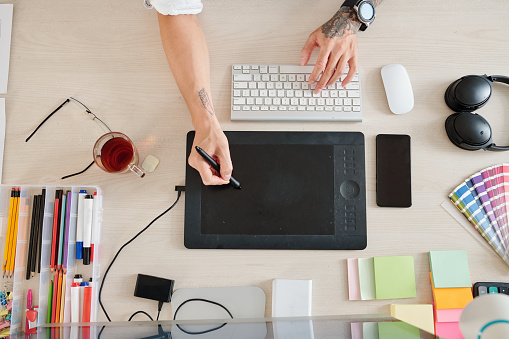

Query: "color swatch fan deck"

xmin=449 ymin=164 xmax=509 ymax=266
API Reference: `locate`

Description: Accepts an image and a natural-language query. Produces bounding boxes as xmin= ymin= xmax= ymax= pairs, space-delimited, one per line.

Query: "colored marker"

xmin=91 ymin=192 xmax=99 ymax=262
xmin=71 ymin=283 xmax=80 ymax=323
xmin=76 ymin=190 xmax=87 ymax=260
xmin=47 ymin=280 xmax=53 ymax=324
xmin=83 ymin=195 xmax=93 ymax=265
xmin=82 ymin=286 xmax=92 ymax=322
xmin=50 ymin=191 xmax=60 ymax=272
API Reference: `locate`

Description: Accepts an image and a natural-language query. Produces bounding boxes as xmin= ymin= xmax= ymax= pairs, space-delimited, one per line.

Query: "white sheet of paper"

xmin=0 ymin=4 xmax=13 ymax=94
xmin=0 ymin=99 xmax=4 ymax=183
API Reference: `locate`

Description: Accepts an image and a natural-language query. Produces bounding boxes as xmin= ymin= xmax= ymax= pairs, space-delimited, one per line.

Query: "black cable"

xmin=61 ymin=161 xmax=95 ymax=179
xmin=157 ymin=300 xmax=164 ymax=321
xmin=174 ymin=298 xmax=233 ymax=335
xmin=99 ymin=190 xmax=182 ymax=322
xmin=128 ymin=310 xmax=154 ymax=321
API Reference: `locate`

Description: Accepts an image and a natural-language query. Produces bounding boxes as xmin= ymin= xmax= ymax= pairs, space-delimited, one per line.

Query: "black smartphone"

xmin=376 ymin=134 xmax=412 ymax=207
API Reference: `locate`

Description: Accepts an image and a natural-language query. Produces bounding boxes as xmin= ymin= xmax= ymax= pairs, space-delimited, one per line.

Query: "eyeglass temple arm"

xmin=25 ymin=98 xmax=70 ymax=142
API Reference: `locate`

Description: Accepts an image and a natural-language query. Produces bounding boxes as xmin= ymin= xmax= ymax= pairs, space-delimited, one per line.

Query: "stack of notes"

xmin=429 ymin=250 xmax=473 ymax=339
xmin=351 ymin=321 xmax=421 ymax=339
xmin=347 ymin=256 xmax=416 ymax=301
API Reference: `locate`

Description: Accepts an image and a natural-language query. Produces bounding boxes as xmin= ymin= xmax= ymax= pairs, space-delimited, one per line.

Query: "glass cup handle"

xmin=128 ymin=164 xmax=145 ymax=178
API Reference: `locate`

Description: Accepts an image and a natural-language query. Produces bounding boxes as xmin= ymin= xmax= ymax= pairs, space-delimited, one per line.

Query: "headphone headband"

xmin=490 ymin=75 xmax=509 ymax=86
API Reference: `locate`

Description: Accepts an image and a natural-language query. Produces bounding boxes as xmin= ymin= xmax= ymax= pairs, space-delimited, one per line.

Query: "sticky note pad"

xmin=347 ymin=258 xmax=361 ymax=300
xmin=430 ymin=273 xmax=473 ymax=309
xmin=377 ymin=322 xmax=420 ymax=339
xmin=390 ymin=304 xmax=434 ymax=334
xmin=362 ymin=322 xmax=379 ymax=339
xmin=435 ymin=308 xmax=462 ymax=323
xmin=429 ymin=250 xmax=471 ymax=288
xmin=358 ymin=258 xmax=376 ymax=300
xmin=435 ymin=322 xmax=463 ymax=339
xmin=351 ymin=322 xmax=363 ymax=339
xmin=373 ymin=256 xmax=416 ymax=299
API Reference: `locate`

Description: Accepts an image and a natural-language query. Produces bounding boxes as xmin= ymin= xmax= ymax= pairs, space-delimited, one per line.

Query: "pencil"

xmin=37 ymin=189 xmax=46 ymax=273
xmin=8 ymin=189 xmax=20 ymax=278
xmin=57 ymin=193 xmax=67 ymax=271
xmin=63 ymin=192 xmax=71 ymax=273
xmin=50 ymin=191 xmax=60 ymax=272
xmin=55 ymin=271 xmax=62 ymax=323
xmin=59 ymin=274 xmax=66 ymax=323
xmin=26 ymin=195 xmax=38 ymax=280
xmin=55 ymin=190 xmax=63 ymax=270
xmin=2 ymin=189 xmax=15 ymax=277
xmin=47 ymin=279 xmax=53 ymax=323
xmin=51 ymin=271 xmax=58 ymax=323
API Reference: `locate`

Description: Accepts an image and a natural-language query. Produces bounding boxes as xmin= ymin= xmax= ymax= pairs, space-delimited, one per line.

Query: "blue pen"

xmin=76 ymin=190 xmax=87 ymax=260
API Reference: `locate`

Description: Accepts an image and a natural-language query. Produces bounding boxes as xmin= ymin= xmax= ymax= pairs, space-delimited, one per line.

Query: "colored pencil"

xmin=51 ymin=271 xmax=58 ymax=323
xmin=37 ymin=189 xmax=46 ymax=273
xmin=51 ymin=191 xmax=60 ymax=272
xmin=59 ymin=274 xmax=66 ymax=322
xmin=2 ymin=189 xmax=15 ymax=277
xmin=63 ymin=192 xmax=71 ymax=273
xmin=8 ymin=189 xmax=20 ymax=277
xmin=56 ymin=271 xmax=63 ymax=323
xmin=26 ymin=195 xmax=38 ymax=280
xmin=47 ymin=280 xmax=53 ymax=323
xmin=57 ymin=193 xmax=67 ymax=270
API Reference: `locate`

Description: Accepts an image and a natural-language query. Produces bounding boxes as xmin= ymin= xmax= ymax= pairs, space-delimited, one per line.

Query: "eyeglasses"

xmin=26 ymin=97 xmax=112 ymax=179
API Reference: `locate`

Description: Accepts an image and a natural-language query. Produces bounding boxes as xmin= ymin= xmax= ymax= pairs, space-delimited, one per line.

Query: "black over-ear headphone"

xmin=445 ymin=74 xmax=509 ymax=151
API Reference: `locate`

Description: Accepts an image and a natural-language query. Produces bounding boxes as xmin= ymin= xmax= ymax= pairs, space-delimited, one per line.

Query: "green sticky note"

xmin=358 ymin=257 xmax=376 ymax=300
xmin=429 ymin=250 xmax=472 ymax=288
xmin=373 ymin=256 xmax=416 ymax=299
xmin=378 ymin=322 xmax=420 ymax=339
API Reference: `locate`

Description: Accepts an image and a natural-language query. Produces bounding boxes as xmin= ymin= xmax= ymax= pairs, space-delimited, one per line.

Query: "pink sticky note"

xmin=350 ymin=322 xmax=363 ymax=339
xmin=347 ymin=258 xmax=361 ymax=300
xmin=436 ymin=309 xmax=463 ymax=323
xmin=435 ymin=322 xmax=464 ymax=339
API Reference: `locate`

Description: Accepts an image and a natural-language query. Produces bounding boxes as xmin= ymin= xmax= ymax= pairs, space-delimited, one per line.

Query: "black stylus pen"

xmin=195 ymin=146 xmax=241 ymax=189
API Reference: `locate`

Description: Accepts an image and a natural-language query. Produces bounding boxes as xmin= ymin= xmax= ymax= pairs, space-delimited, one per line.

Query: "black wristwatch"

xmin=341 ymin=0 xmax=375 ymax=31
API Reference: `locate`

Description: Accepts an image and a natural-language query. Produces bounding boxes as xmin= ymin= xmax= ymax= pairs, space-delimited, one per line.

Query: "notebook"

xmin=0 ymin=4 xmax=13 ymax=94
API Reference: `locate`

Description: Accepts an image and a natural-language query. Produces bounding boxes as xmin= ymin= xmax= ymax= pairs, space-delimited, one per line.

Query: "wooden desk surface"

xmin=1 ymin=0 xmax=509 ymax=322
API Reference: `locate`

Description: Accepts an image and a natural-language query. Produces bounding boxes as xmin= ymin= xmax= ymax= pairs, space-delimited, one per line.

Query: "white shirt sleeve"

xmin=144 ymin=0 xmax=203 ymax=15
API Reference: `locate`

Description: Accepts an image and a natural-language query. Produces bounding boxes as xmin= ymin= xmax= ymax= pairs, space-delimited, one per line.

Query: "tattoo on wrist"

xmin=321 ymin=6 xmax=361 ymax=38
xmin=198 ymin=88 xmax=215 ymax=116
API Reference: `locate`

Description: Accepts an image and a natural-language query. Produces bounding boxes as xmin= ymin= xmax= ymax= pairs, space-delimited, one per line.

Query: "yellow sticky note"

xmin=390 ymin=304 xmax=435 ymax=334
xmin=430 ymin=272 xmax=472 ymax=309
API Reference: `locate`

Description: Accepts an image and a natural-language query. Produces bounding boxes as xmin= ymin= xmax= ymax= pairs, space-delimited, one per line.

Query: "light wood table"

xmin=1 ymin=0 xmax=509 ymax=324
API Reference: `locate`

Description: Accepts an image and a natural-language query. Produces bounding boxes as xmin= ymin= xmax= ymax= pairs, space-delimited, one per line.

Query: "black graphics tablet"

xmin=184 ymin=131 xmax=366 ymax=250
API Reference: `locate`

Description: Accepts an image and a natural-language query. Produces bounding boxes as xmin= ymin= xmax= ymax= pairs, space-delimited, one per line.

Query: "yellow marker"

xmin=2 ymin=189 xmax=15 ymax=276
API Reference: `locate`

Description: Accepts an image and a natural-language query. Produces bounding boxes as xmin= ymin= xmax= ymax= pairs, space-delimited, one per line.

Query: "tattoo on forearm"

xmin=321 ymin=7 xmax=361 ymax=38
xmin=198 ymin=88 xmax=215 ymax=116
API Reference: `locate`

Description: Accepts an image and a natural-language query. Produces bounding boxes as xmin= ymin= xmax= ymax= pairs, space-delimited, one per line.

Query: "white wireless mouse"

xmin=381 ymin=64 xmax=414 ymax=114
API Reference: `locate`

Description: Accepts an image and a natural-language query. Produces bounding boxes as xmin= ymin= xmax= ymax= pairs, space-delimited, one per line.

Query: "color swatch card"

xmin=373 ymin=256 xmax=416 ymax=299
xmin=449 ymin=165 xmax=509 ymax=268
xmin=0 ymin=4 xmax=13 ymax=93
xmin=429 ymin=250 xmax=471 ymax=288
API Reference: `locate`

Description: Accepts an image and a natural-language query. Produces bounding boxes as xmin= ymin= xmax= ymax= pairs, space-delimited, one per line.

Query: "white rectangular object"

xmin=0 ymin=99 xmax=5 ymax=183
xmin=272 ymin=279 xmax=312 ymax=317
xmin=0 ymin=4 xmax=13 ymax=94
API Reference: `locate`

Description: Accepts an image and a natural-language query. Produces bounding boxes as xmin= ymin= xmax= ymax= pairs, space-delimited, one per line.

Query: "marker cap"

xmin=83 ymin=247 xmax=91 ymax=265
xmin=76 ymin=242 xmax=83 ymax=260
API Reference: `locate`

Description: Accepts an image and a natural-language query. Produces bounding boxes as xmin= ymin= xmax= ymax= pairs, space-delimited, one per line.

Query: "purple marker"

xmin=76 ymin=190 xmax=87 ymax=260
xmin=63 ymin=191 xmax=72 ymax=272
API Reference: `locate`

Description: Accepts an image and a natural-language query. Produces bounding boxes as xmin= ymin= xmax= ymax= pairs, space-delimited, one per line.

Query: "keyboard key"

xmin=260 ymin=90 xmax=268 ymax=97
xmin=299 ymin=98 xmax=307 ymax=106
xmin=284 ymin=83 xmax=292 ymax=89
xmin=295 ymin=90 xmax=303 ymax=97
xmin=254 ymin=74 xmax=261 ymax=82
xmin=249 ymin=82 xmax=257 ymax=89
xmin=233 ymin=106 xmax=241 ymax=110
xmin=234 ymin=74 xmax=252 ymax=81
xmin=274 ymin=83 xmax=282 ymax=89
xmin=338 ymin=91 xmax=347 ymax=98
xmin=269 ymin=90 xmax=276 ymax=97
xmin=346 ymin=83 xmax=360 ymax=90
xmin=344 ymin=99 xmax=352 ymax=106
xmin=260 ymin=66 xmax=268 ymax=73
xmin=334 ymin=107 xmax=342 ymax=112
xmin=279 ymin=106 xmax=287 ymax=111
xmin=251 ymin=65 xmax=259 ymax=69
xmin=344 ymin=107 xmax=352 ymax=112
xmin=252 ymin=106 xmax=259 ymax=110
xmin=302 ymin=83 xmax=309 ymax=90
xmin=273 ymin=98 xmax=281 ymax=105
xmin=271 ymin=74 xmax=278 ymax=82
xmin=247 ymin=98 xmax=254 ymax=105
xmin=316 ymin=107 xmax=324 ymax=111
xmin=297 ymin=74 xmax=305 ymax=82
xmin=330 ymin=91 xmax=338 ymax=98
xmin=353 ymin=99 xmax=361 ymax=105
xmin=242 ymin=65 xmax=249 ymax=70
xmin=280 ymin=74 xmax=287 ymax=81
xmin=298 ymin=106 xmax=306 ymax=111
xmin=291 ymin=98 xmax=298 ymax=105
xmin=255 ymin=98 xmax=263 ymax=105
xmin=306 ymin=106 xmax=315 ymax=111
xmin=269 ymin=66 xmax=278 ymax=73
xmin=286 ymin=90 xmax=294 ymax=97
xmin=353 ymin=107 xmax=361 ymax=112
xmin=270 ymin=106 xmax=277 ymax=111
xmin=262 ymin=74 xmax=270 ymax=82
xmin=335 ymin=98 xmax=343 ymax=105
xmin=282 ymin=98 xmax=290 ymax=105
xmin=292 ymin=83 xmax=300 ymax=90
xmin=304 ymin=91 xmax=312 ymax=98
xmin=261 ymin=106 xmax=268 ymax=111
xmin=242 ymin=90 xmax=250 ymax=96
xmin=242 ymin=69 xmax=250 ymax=74
xmin=289 ymin=74 xmax=296 ymax=82
xmin=233 ymin=65 xmax=241 ymax=70
xmin=242 ymin=106 xmax=250 ymax=110
xmin=277 ymin=90 xmax=285 ymax=97
xmin=321 ymin=91 xmax=329 ymax=97
xmin=348 ymin=90 xmax=360 ymax=97
xmin=478 ymin=286 xmax=488 ymax=295
xmin=234 ymin=98 xmax=246 ymax=105
xmin=489 ymin=286 xmax=499 ymax=294
xmin=234 ymin=82 xmax=248 ymax=89
xmin=233 ymin=90 xmax=241 ymax=97
xmin=326 ymin=98 xmax=334 ymax=106
xmin=279 ymin=65 xmax=314 ymax=74
xmin=251 ymin=90 xmax=259 ymax=97
xmin=325 ymin=107 xmax=333 ymax=111
xmin=264 ymin=98 xmax=272 ymax=105
xmin=317 ymin=99 xmax=325 ymax=106
xmin=289 ymin=106 xmax=296 ymax=111
xmin=309 ymin=98 xmax=316 ymax=105
xmin=258 ymin=82 xmax=266 ymax=89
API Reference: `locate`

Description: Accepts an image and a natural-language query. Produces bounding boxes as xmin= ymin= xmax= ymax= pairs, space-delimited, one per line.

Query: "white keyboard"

xmin=231 ymin=64 xmax=362 ymax=122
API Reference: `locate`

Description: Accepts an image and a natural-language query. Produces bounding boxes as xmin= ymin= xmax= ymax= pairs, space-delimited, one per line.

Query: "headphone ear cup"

xmin=445 ymin=75 xmax=493 ymax=112
xmin=445 ymin=112 xmax=493 ymax=151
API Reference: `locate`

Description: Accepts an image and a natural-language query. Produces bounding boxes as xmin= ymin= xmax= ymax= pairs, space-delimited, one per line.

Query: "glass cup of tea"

xmin=93 ymin=132 xmax=145 ymax=178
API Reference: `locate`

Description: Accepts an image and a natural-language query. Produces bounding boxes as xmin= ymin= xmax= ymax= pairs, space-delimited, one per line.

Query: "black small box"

xmin=134 ymin=274 xmax=174 ymax=302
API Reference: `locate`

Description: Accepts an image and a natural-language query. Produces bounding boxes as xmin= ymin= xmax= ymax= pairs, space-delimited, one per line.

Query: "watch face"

xmin=358 ymin=2 xmax=375 ymax=22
